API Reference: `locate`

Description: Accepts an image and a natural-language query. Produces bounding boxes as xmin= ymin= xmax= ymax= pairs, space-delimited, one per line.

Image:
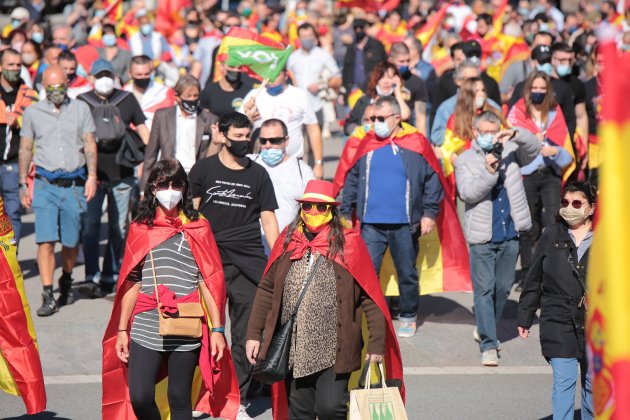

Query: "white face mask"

xmin=155 ymin=189 xmax=183 ymax=211
xmin=376 ymin=85 xmax=394 ymax=97
xmin=94 ymin=76 xmax=115 ymax=96
xmin=474 ymin=96 xmax=486 ymax=109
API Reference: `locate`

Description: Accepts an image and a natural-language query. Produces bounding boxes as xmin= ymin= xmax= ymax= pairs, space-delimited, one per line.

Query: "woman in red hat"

xmin=245 ymin=180 xmax=404 ymax=419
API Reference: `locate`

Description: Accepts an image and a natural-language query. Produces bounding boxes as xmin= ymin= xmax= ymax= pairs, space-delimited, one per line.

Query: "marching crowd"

xmin=1 ymin=0 xmax=626 ymax=419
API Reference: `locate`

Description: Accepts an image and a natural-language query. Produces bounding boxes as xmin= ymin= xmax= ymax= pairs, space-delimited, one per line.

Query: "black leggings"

xmin=284 ymin=365 xmax=350 ymax=420
xmin=128 ymin=340 xmax=200 ymax=420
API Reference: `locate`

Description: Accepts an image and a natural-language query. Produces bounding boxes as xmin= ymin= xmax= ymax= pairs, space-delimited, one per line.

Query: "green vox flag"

xmin=226 ymin=45 xmax=293 ymax=81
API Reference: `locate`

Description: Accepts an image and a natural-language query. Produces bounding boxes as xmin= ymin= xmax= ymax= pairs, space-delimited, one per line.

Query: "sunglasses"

xmin=259 ymin=136 xmax=286 ymax=145
xmin=45 ymin=84 xmax=66 ymax=92
xmin=369 ymin=114 xmax=399 ymax=123
xmin=561 ymin=199 xmax=587 ymax=209
xmin=156 ymin=180 xmax=185 ymax=191
xmin=301 ymin=203 xmax=330 ymax=213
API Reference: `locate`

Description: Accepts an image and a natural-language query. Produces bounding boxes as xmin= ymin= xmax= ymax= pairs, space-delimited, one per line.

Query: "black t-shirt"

xmin=584 ymin=77 xmax=600 ymax=135
xmin=199 ymin=79 xmax=253 ymax=118
xmin=561 ymin=75 xmax=586 ymax=106
xmin=401 ymin=72 xmax=428 ymax=109
xmin=79 ymin=89 xmax=146 ymax=182
xmin=0 ymin=83 xmax=19 ymax=163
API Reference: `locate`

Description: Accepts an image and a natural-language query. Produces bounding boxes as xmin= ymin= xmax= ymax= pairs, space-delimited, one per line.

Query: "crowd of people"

xmin=1 ymin=0 xmax=626 ymax=418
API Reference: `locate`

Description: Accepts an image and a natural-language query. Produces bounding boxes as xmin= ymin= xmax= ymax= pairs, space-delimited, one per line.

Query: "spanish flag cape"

xmin=332 ymin=125 xmax=370 ymax=197
xmin=266 ymin=225 xmax=405 ymax=420
xmin=0 ymin=198 xmax=46 ymax=414
xmin=440 ymin=114 xmax=472 ymax=203
xmin=507 ymin=98 xmax=576 ymax=181
xmin=102 ymin=211 xmax=240 ymax=420
xmin=334 ymin=123 xmax=471 ymax=296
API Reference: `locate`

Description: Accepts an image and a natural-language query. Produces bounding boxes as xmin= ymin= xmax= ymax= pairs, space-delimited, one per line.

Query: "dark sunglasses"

xmin=301 ymin=203 xmax=330 ymax=213
xmin=369 ymin=114 xmax=398 ymax=123
xmin=156 ymin=180 xmax=185 ymax=191
xmin=561 ymin=199 xmax=587 ymax=209
xmin=259 ymin=136 xmax=286 ymax=145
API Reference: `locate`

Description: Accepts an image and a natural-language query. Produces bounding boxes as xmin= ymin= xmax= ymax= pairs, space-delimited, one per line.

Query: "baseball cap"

xmin=353 ymin=18 xmax=368 ymax=29
xmin=90 ymin=59 xmax=115 ymax=76
xmin=11 ymin=7 xmax=30 ymax=21
xmin=531 ymin=45 xmax=552 ymax=64
xmin=461 ymin=40 xmax=482 ymax=59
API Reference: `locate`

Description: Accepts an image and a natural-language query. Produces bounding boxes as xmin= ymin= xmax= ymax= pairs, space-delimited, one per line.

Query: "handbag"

xmin=115 ymin=127 xmax=146 ymax=168
xmin=149 ymin=250 xmax=204 ymax=338
xmin=349 ymin=362 xmax=408 ymax=420
xmin=252 ymin=255 xmax=323 ymax=385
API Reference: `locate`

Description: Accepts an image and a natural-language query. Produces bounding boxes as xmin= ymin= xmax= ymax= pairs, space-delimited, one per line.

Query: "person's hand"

xmin=365 ymin=354 xmax=383 ymax=363
xmin=246 ymin=340 xmax=260 ymax=365
xmin=432 ymin=145 xmax=443 ymax=160
xmin=450 ymin=152 xmax=458 ymax=165
xmin=340 ymin=34 xmax=353 ymax=45
xmin=307 ymin=83 xmax=320 ymax=94
xmin=496 ymin=129 xmax=516 ymax=144
xmin=211 ymin=331 xmax=226 ymax=362
xmin=5 ymin=113 xmax=17 ymax=127
xmin=485 ymin=154 xmax=499 ymax=174
xmin=244 ymin=98 xmax=260 ymax=122
xmin=116 ymin=331 xmax=129 ymax=363
xmin=85 ymin=177 xmax=97 ymax=202
xmin=392 ymin=76 xmax=403 ymax=97
xmin=420 ymin=217 xmax=436 ymax=235
xmin=541 ymin=145 xmax=558 ymax=157
xmin=313 ymin=163 xmax=324 ymax=180
xmin=535 ymin=132 xmax=545 ymax=142
xmin=518 ymin=326 xmax=529 ymax=339
xmin=19 ymin=187 xmax=31 ymax=209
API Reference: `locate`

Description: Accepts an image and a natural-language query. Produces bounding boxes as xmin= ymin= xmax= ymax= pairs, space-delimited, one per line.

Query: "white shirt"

xmin=287 ymin=46 xmax=340 ymax=112
xmin=174 ymin=106 xmax=197 ymax=173
xmin=239 ymin=85 xmax=318 ymax=158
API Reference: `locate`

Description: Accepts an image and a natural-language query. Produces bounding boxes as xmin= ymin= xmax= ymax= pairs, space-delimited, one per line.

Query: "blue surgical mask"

xmin=265 ymin=84 xmax=284 ymax=96
xmin=260 ymin=148 xmax=285 ymax=166
xmin=141 ymin=23 xmax=153 ymax=36
xmin=11 ymin=20 xmax=21 ymax=29
xmin=31 ymin=32 xmax=44 ymax=44
xmin=374 ymin=121 xmax=393 ymax=139
xmin=398 ymin=65 xmax=409 ymax=75
xmin=537 ymin=63 xmax=553 ymax=76
xmin=622 ymin=43 xmax=630 ymax=52
xmin=555 ymin=64 xmax=571 ymax=77
xmin=102 ymin=34 xmax=117 ymax=47
xmin=363 ymin=123 xmax=372 ymax=132
xmin=476 ymin=133 xmax=494 ymax=151
xmin=530 ymin=92 xmax=546 ymax=104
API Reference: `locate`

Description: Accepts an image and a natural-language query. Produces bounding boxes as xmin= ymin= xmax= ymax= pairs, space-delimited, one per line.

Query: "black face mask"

xmin=180 ymin=99 xmax=199 ymax=114
xmin=355 ymin=30 xmax=366 ymax=42
xmin=133 ymin=77 xmax=151 ymax=89
xmin=225 ymin=70 xmax=241 ymax=84
xmin=225 ymin=137 xmax=250 ymax=158
xmin=67 ymin=73 xmax=77 ymax=84
xmin=185 ymin=35 xmax=200 ymax=44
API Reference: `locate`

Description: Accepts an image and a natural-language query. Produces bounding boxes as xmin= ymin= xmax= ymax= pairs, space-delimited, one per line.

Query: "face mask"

xmin=445 ymin=17 xmax=456 ymax=28
xmin=180 ymin=98 xmax=199 ymax=114
xmin=265 ymin=83 xmax=284 ymax=96
xmin=225 ymin=70 xmax=241 ymax=83
xmin=22 ymin=53 xmax=36 ymax=65
xmin=141 ymin=23 xmax=154 ymax=36
xmin=363 ymin=123 xmax=372 ymax=132
xmin=133 ymin=77 xmax=151 ymax=89
xmin=57 ymin=44 xmax=68 ymax=52
xmin=67 ymin=72 xmax=77 ymax=84
xmin=584 ymin=45 xmax=592 ymax=54
xmin=476 ymin=133 xmax=494 ymax=151
xmin=300 ymin=209 xmax=333 ymax=233
xmin=530 ymin=92 xmax=545 ymax=104
xmin=94 ymin=76 xmax=115 ymax=96
xmin=296 ymin=9 xmax=306 ymax=17
xmin=622 ymin=44 xmax=630 ymax=52
xmin=31 ymin=32 xmax=44 ymax=44
xmin=242 ymin=8 xmax=252 ymax=18
xmin=474 ymin=96 xmax=485 ymax=110
xmin=355 ymin=30 xmax=366 ymax=42
xmin=260 ymin=148 xmax=285 ymax=166
xmin=567 ymin=26 xmax=578 ymax=35
xmin=539 ymin=23 xmax=549 ymax=32
xmin=375 ymin=85 xmax=394 ymax=97
xmin=559 ymin=205 xmax=589 ymax=226
xmin=225 ymin=137 xmax=250 ymax=157
xmin=11 ymin=20 xmax=21 ymax=29
xmin=2 ymin=69 xmax=20 ymax=84
xmin=398 ymin=65 xmax=409 ymax=75
xmin=11 ymin=42 xmax=23 ymax=52
xmin=185 ymin=35 xmax=200 ymax=45
xmin=525 ymin=33 xmax=534 ymax=45
xmin=102 ymin=33 xmax=117 ymax=47
xmin=555 ymin=64 xmax=571 ymax=77
xmin=374 ymin=121 xmax=393 ymax=138
xmin=537 ymin=62 xmax=553 ymax=76
xmin=518 ymin=7 xmax=529 ymax=16
xmin=155 ymin=189 xmax=183 ymax=211
xmin=46 ymin=87 xmax=67 ymax=105
xmin=600 ymin=12 xmax=608 ymax=21
xmin=301 ymin=38 xmax=316 ymax=51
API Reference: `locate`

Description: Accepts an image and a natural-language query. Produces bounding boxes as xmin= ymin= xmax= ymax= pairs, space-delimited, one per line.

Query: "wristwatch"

xmin=19 ymin=183 xmax=28 ymax=190
xmin=314 ymin=159 xmax=323 ymax=166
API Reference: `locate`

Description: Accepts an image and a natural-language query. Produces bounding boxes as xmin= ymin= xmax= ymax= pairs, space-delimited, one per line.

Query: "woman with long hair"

xmin=507 ymin=70 xmax=575 ymax=282
xmin=102 ymin=159 xmax=239 ymax=420
xmin=245 ymin=180 xmax=404 ymax=419
xmin=518 ymin=181 xmax=595 ymax=419
xmin=344 ymin=61 xmax=411 ymax=135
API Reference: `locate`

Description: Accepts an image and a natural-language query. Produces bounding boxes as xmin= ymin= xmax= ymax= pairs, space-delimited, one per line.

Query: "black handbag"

xmin=252 ymin=255 xmax=323 ymax=385
xmin=115 ymin=128 xmax=146 ymax=168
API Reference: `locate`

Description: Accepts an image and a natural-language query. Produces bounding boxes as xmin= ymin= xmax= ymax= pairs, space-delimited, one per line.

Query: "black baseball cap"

xmin=531 ymin=45 xmax=552 ymax=64
xmin=461 ymin=40 xmax=482 ymax=59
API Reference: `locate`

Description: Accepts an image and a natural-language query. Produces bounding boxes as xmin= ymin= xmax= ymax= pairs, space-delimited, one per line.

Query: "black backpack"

xmin=79 ymin=90 xmax=130 ymax=152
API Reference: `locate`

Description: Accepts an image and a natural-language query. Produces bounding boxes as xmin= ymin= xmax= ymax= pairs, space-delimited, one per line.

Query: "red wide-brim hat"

xmin=296 ymin=180 xmax=341 ymax=205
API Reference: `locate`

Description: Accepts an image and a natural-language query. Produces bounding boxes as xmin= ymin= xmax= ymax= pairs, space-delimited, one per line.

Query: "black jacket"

xmin=518 ymin=222 xmax=590 ymax=360
xmin=342 ymin=37 xmax=387 ymax=98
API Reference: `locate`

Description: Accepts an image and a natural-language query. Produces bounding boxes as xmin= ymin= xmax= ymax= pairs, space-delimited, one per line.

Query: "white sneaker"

xmin=236 ymin=404 xmax=253 ymax=420
xmin=481 ymin=349 xmax=499 ymax=367
xmin=473 ymin=328 xmax=501 ymax=351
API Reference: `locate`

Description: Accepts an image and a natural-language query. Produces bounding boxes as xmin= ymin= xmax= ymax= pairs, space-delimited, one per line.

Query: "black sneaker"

xmin=78 ymin=281 xmax=106 ymax=299
xmin=37 ymin=291 xmax=58 ymax=317
xmin=58 ymin=273 xmax=74 ymax=306
xmin=388 ymin=296 xmax=400 ymax=320
xmin=100 ymin=281 xmax=116 ymax=295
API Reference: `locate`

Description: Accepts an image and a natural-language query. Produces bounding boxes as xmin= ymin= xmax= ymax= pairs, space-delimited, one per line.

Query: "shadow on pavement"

xmin=3 ymin=411 xmax=71 ymax=420
xmin=416 ymin=295 xmax=475 ymax=327
xmin=539 ymin=409 xmax=582 ymax=419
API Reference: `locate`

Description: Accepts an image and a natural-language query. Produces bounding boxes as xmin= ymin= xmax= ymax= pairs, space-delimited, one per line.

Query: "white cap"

xmin=11 ymin=7 xmax=30 ymax=21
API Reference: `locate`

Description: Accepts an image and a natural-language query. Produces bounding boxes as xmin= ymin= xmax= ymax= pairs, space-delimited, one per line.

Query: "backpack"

xmin=79 ymin=90 xmax=130 ymax=153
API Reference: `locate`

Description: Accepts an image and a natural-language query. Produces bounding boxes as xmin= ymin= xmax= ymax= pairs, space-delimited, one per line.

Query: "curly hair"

xmin=366 ymin=61 xmax=401 ymax=99
xmin=282 ymin=206 xmax=346 ymax=262
xmin=134 ymin=159 xmax=199 ymax=227
xmin=555 ymin=181 xmax=597 ymax=225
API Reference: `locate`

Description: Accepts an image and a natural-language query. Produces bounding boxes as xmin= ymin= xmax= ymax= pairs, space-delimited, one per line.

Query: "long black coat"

xmin=517 ymin=222 xmax=590 ymax=360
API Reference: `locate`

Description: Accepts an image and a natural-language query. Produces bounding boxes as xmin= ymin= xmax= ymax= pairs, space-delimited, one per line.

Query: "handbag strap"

xmin=364 ymin=362 xmax=388 ymax=390
xmin=291 ymin=255 xmax=323 ymax=319
xmin=149 ymin=250 xmax=160 ymax=306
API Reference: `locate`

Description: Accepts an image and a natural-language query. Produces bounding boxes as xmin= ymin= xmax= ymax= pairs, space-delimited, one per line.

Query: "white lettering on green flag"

xmin=226 ymin=45 xmax=293 ymax=81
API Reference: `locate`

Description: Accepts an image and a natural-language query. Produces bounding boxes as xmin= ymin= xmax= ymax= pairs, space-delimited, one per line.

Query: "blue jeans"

xmin=361 ymin=223 xmax=419 ymax=322
xmin=82 ymin=178 xmax=133 ymax=283
xmin=0 ymin=163 xmax=21 ymax=242
xmin=469 ymin=239 xmax=519 ymax=351
xmin=550 ymin=358 xmax=594 ymax=420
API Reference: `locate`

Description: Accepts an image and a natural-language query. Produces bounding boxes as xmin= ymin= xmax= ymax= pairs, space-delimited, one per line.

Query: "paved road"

xmin=0 ymin=136 xmax=584 ymax=419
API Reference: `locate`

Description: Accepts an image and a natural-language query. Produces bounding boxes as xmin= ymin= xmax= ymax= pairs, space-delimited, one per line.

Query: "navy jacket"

xmin=340 ymin=146 xmax=443 ymax=228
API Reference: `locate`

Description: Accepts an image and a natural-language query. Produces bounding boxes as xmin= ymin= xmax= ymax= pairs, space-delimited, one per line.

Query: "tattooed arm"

xmin=83 ymin=131 xmax=98 ymax=201
xmin=18 ymin=136 xmax=34 ymax=208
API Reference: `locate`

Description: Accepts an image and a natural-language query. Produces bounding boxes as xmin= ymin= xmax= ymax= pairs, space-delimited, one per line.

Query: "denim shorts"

xmin=32 ymin=178 xmax=86 ymax=247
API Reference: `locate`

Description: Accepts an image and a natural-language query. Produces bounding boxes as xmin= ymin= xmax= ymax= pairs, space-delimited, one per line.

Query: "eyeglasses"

xmin=259 ymin=136 xmax=286 ymax=145
xmin=301 ymin=203 xmax=330 ymax=214
xmin=45 ymin=84 xmax=66 ymax=92
xmin=561 ymin=199 xmax=587 ymax=209
xmin=156 ymin=180 xmax=185 ymax=191
xmin=369 ymin=114 xmax=399 ymax=123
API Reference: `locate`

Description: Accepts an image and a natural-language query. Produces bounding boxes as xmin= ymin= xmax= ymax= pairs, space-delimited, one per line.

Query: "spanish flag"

xmin=103 ymin=0 xmax=123 ymax=21
xmin=586 ymin=42 xmax=630 ymax=420
xmin=440 ymin=115 xmax=471 ymax=203
xmin=0 ymin=197 xmax=46 ymax=414
xmin=415 ymin=3 xmax=450 ymax=48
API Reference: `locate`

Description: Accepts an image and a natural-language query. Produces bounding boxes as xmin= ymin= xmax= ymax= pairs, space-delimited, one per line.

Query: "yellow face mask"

xmin=300 ymin=209 xmax=333 ymax=233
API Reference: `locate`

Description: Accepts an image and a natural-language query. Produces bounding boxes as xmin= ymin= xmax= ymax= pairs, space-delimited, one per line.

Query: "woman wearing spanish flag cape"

xmin=246 ymin=180 xmax=404 ymax=419
xmin=102 ymin=160 xmax=239 ymax=420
